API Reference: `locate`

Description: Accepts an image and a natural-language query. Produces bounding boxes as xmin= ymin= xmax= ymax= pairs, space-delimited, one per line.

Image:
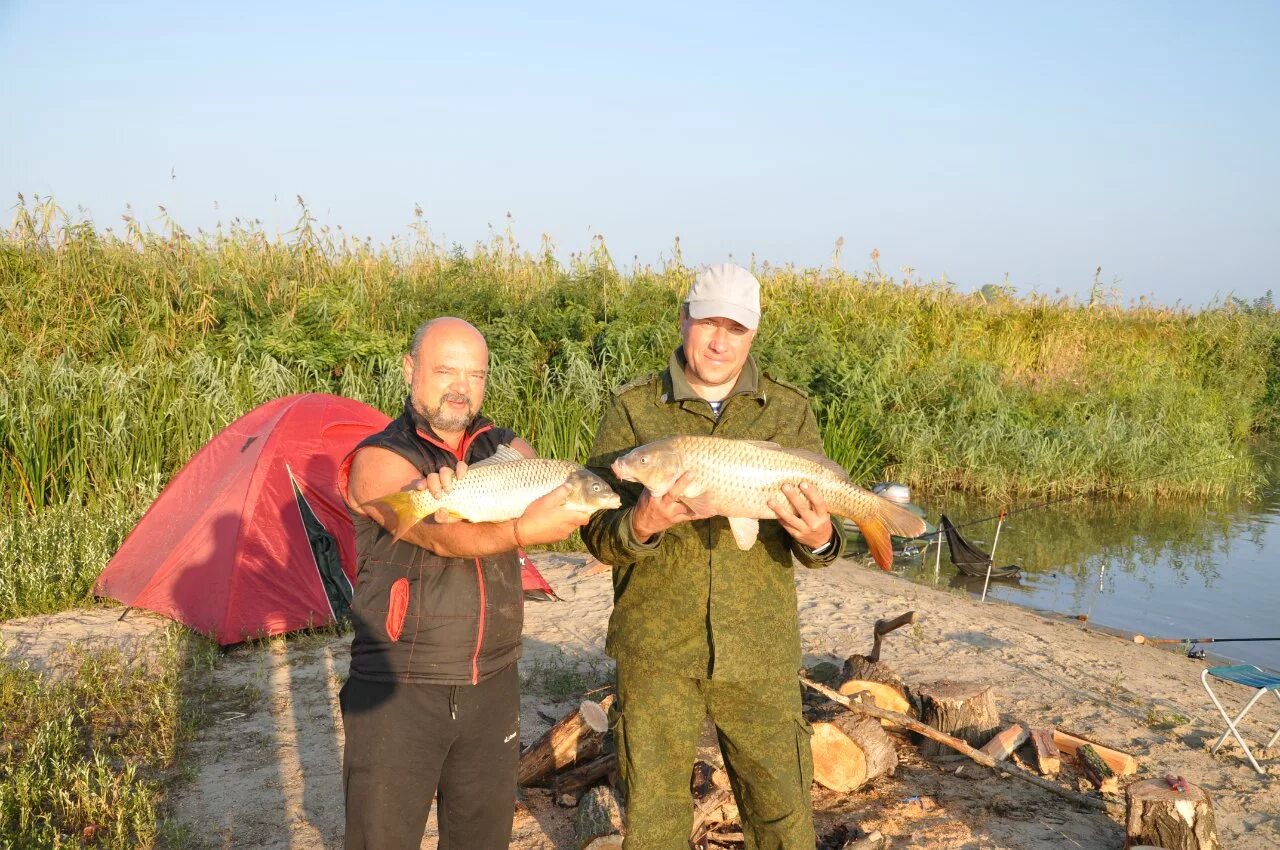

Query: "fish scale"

xmin=365 ymin=452 xmax=622 ymax=540
xmin=404 ymin=459 xmax=593 ymax=522
xmin=612 ymin=435 xmax=926 ymax=568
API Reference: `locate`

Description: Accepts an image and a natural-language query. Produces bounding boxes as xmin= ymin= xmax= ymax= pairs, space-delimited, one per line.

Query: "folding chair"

xmin=1200 ymin=664 xmax=1280 ymax=774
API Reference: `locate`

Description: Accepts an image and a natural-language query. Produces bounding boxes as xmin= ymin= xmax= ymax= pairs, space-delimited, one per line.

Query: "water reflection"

xmin=897 ymin=449 xmax=1280 ymax=672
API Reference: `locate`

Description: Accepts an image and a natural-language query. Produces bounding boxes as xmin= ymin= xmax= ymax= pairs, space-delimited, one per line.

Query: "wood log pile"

xmin=520 ymin=609 xmax=1220 ymax=850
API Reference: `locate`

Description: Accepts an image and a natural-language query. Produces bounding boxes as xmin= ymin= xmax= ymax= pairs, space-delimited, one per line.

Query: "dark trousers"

xmin=340 ymin=663 xmax=520 ymax=850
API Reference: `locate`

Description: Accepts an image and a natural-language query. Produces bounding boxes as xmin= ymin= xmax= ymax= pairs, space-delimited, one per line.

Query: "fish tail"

xmin=362 ymin=491 xmax=436 ymax=542
xmin=853 ymin=516 xmax=895 ymax=571
xmin=830 ymin=484 xmax=929 ymax=571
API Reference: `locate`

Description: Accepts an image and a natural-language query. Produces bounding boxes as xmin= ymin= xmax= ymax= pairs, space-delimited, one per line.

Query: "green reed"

xmin=0 ymin=195 xmax=1276 ymax=613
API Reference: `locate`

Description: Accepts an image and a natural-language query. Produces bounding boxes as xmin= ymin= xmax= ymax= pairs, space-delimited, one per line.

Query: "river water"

xmin=887 ymin=452 xmax=1280 ymax=673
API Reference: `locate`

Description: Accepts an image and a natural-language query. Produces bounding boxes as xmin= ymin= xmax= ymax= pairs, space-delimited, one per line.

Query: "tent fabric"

xmin=95 ymin=393 xmax=558 ymax=644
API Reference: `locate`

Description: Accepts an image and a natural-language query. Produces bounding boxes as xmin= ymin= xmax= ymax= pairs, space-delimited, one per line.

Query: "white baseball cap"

xmin=684 ymin=263 xmax=761 ymax=330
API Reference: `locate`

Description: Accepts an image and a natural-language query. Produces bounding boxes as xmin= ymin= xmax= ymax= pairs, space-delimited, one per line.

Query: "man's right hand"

xmin=410 ymin=460 xmax=469 ymax=524
xmin=515 ymin=483 xmax=594 ymax=546
xmin=630 ymin=471 xmax=714 ymax=541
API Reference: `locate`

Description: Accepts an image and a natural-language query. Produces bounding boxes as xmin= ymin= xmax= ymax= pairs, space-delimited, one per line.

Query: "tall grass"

xmin=1 ymin=195 xmax=1277 ymax=614
xmin=0 ymin=627 xmax=219 ymax=849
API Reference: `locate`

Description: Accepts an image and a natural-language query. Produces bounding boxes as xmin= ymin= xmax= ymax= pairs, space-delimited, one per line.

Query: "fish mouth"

xmin=611 ymin=459 xmax=637 ymax=482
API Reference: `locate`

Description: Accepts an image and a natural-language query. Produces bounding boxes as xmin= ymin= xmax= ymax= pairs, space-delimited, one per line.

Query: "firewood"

xmin=1077 ymin=744 xmax=1118 ymax=793
xmin=1052 ymin=729 xmax=1137 ymax=776
xmin=914 ymin=680 xmax=1000 ymax=756
xmin=1125 ymin=777 xmax=1220 ymax=850
xmin=1030 ymin=728 xmax=1061 ymax=776
xmin=800 ymin=675 xmax=1114 ymax=813
xmin=808 ymin=704 xmax=897 ymax=792
xmin=518 ymin=695 xmax=614 ymax=787
xmin=979 ymin=724 xmax=1029 ymax=761
xmin=574 ymin=785 xmax=624 ymax=850
xmin=690 ymin=788 xmax=739 ymax=844
xmin=555 ymin=752 xmax=618 ymax=802
xmin=838 ymin=654 xmax=912 ymax=726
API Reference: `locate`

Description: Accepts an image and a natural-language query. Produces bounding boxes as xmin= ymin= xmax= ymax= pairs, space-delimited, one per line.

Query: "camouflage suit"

xmin=583 ymin=349 xmax=844 ymax=850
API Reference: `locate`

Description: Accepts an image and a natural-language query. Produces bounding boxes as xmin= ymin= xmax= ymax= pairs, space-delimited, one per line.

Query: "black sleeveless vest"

xmin=342 ymin=400 xmax=523 ymax=685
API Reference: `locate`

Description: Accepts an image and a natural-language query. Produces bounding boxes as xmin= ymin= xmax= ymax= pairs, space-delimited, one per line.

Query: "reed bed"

xmin=1 ymin=195 xmax=1277 ymax=614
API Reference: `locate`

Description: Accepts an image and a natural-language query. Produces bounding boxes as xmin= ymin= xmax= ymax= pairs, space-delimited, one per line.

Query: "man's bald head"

xmin=410 ymin=316 xmax=488 ymax=359
xmin=403 ymin=317 xmax=490 ymax=439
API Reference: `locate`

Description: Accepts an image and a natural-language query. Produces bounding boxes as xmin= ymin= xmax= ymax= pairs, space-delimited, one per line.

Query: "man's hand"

xmin=630 ymin=471 xmax=716 ymax=542
xmin=515 ymin=483 xmax=594 ymax=546
xmin=410 ymin=460 xmax=469 ymax=524
xmin=767 ymin=482 xmax=833 ymax=549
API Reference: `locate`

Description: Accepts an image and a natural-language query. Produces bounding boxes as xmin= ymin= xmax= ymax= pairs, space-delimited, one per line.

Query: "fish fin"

xmin=874 ymin=495 xmax=928 ymax=539
xmin=727 ymin=517 xmax=759 ymax=550
xmin=362 ymin=491 xmax=434 ymax=542
xmin=469 ymin=444 xmax=524 ymax=468
xmin=744 ymin=441 xmax=851 ymax=481
xmin=852 ymin=516 xmax=895 ymax=571
xmin=676 ymin=489 xmax=719 ymax=518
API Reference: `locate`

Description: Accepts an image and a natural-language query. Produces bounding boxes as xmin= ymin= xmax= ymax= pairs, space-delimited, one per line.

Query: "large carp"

xmin=611 ymin=435 xmax=926 ymax=570
xmin=365 ymin=444 xmax=621 ymax=540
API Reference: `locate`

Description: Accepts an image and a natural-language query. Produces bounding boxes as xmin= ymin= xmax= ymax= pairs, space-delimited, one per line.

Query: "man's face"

xmin=680 ymin=313 xmax=756 ymax=389
xmin=403 ymin=331 xmax=489 ymax=435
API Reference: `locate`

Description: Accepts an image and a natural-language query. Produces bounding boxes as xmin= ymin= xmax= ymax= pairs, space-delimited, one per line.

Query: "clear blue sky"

xmin=2 ymin=1 xmax=1277 ymax=304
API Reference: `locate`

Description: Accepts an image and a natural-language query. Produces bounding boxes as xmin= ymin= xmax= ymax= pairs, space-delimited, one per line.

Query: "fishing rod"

xmin=1133 ymin=635 xmax=1280 ymax=646
xmin=949 ymin=453 xmax=1239 ymax=534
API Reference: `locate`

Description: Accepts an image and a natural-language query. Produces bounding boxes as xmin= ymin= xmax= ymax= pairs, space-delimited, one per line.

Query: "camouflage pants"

xmin=613 ymin=663 xmax=815 ymax=850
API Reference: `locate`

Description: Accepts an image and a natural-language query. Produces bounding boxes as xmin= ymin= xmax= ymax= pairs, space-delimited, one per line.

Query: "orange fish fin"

xmin=877 ymin=498 xmax=928 ymax=539
xmin=362 ymin=491 xmax=429 ymax=543
xmin=853 ymin=516 xmax=895 ymax=571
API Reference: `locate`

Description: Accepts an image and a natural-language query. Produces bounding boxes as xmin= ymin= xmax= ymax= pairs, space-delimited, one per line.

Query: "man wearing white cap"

xmin=583 ymin=263 xmax=843 ymax=849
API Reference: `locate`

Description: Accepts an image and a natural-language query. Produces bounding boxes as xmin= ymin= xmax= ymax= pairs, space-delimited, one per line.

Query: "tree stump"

xmin=808 ymin=705 xmax=897 ymax=792
xmin=1125 ymin=778 xmax=1219 ymax=850
xmin=913 ymin=681 xmax=999 ymax=756
xmin=519 ymin=695 xmax=614 ymax=787
xmin=838 ymin=654 xmax=912 ymax=725
xmin=575 ymin=784 xmax=625 ymax=849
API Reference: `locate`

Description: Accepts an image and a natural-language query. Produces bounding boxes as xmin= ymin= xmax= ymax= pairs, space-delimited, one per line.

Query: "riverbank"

xmin=3 ymin=551 xmax=1275 ymax=848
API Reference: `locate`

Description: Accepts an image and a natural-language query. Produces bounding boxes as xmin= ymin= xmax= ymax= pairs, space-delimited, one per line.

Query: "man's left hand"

xmin=767 ymin=482 xmax=833 ymax=549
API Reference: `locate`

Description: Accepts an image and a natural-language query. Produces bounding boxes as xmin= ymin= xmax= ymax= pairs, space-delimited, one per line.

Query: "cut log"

xmin=808 ymin=705 xmax=897 ymax=792
xmin=555 ymin=752 xmax=618 ymax=802
xmin=1053 ymin=729 xmax=1138 ymax=776
xmin=1030 ymin=728 xmax=1061 ymax=776
xmin=979 ymin=724 xmax=1029 ymax=762
xmin=838 ymin=654 xmax=912 ymax=725
xmin=575 ymin=785 xmax=625 ymax=850
xmin=1077 ymin=744 xmax=1118 ymax=793
xmin=1125 ymin=777 xmax=1219 ymax=850
xmin=800 ymin=675 xmax=1113 ymax=813
xmin=914 ymin=680 xmax=1000 ymax=756
xmin=518 ymin=695 xmax=614 ymax=787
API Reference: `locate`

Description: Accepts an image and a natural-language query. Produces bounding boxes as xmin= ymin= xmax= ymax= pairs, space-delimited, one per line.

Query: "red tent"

xmin=95 ymin=393 xmax=556 ymax=645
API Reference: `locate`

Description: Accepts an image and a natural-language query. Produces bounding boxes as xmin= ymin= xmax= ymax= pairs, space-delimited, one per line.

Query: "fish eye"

xmin=640 ymin=457 xmax=648 ymax=464
xmin=592 ymin=483 xmax=601 ymax=491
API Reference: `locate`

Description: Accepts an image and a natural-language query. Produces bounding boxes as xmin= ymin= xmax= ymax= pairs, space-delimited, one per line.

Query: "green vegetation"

xmin=0 ymin=627 xmax=219 ymax=849
xmin=2 ymin=195 xmax=1278 ymax=620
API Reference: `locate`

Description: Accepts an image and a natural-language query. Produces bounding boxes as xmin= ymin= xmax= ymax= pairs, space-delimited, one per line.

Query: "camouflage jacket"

xmin=582 ymin=348 xmax=844 ymax=681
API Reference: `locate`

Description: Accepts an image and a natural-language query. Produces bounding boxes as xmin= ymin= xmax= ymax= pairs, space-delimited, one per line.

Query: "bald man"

xmin=338 ymin=317 xmax=591 ymax=850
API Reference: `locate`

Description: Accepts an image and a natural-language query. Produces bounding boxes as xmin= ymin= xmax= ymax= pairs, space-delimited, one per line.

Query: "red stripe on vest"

xmin=386 ymin=577 xmax=410 ymax=642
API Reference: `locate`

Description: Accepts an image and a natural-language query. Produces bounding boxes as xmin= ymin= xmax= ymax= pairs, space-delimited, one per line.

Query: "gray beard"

xmin=413 ymin=393 xmax=474 ymax=434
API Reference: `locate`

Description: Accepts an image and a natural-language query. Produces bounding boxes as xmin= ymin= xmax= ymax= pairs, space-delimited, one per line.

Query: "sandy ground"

xmin=4 ymin=552 xmax=1278 ymax=849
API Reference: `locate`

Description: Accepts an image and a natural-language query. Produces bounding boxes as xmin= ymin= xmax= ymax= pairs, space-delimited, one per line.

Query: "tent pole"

xmin=980 ymin=511 xmax=1006 ymax=603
